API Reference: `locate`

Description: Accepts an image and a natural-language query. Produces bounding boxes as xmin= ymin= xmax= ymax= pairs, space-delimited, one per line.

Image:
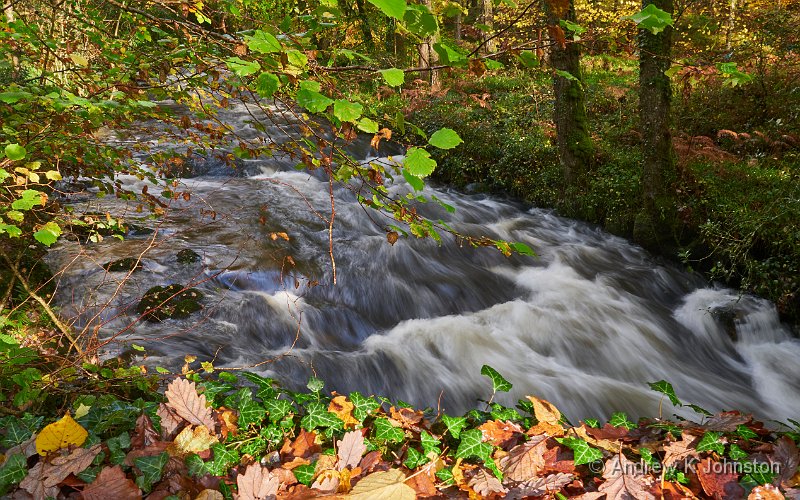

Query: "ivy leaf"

xmin=226 ymin=57 xmax=260 ymax=77
xmin=293 ymin=463 xmax=316 ymax=486
xmin=403 ymin=447 xmax=428 ymax=469
xmin=207 ymin=443 xmax=240 ymax=476
xmin=373 ymin=418 xmax=405 ymax=443
xmin=404 ymin=147 xmax=436 ymax=177
xmin=625 ymin=3 xmax=674 ymax=34
xmin=420 ymin=430 xmax=441 ymax=455
xmin=300 ymin=402 xmax=342 ymax=430
xmin=379 ymin=68 xmax=405 ymax=87
xmin=442 ymin=414 xmax=467 ymax=439
xmin=428 ymin=128 xmax=463 ymax=150
xmin=455 ymin=429 xmax=493 ymax=461
xmin=608 ymin=412 xmax=636 ymax=430
xmin=297 ymin=88 xmax=333 ymax=113
xmin=696 ymin=432 xmax=725 ymax=455
xmin=246 ymin=29 xmax=282 ymax=54
xmin=34 ymin=221 xmax=62 ymax=247
xmin=11 ymin=190 xmax=45 ymax=211
xmin=133 ymin=452 xmax=168 ymax=493
xmin=264 ymin=399 xmax=294 ymax=423
xmin=480 ymin=365 xmax=512 ymax=393
xmin=333 ymin=100 xmax=363 ymax=123
xmin=0 ymin=453 xmax=27 ymax=494
xmin=648 ymin=380 xmax=682 ymax=406
xmin=366 ymin=0 xmax=406 ymax=20
xmin=349 ymin=392 xmax=380 ymax=423
xmin=255 ymin=72 xmax=280 ymax=98
xmin=556 ymin=437 xmax=603 ymax=465
xmin=4 ymin=144 xmax=26 ymax=161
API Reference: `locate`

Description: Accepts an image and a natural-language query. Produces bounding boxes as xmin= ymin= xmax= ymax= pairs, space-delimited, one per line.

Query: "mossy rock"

xmin=136 ymin=284 xmax=204 ymax=322
xmin=176 ymin=249 xmax=201 ymax=264
xmin=103 ymin=258 xmax=142 ymax=273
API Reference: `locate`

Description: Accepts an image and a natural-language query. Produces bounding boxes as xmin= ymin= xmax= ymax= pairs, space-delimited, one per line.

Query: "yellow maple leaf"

xmin=35 ymin=413 xmax=88 ymax=456
xmin=328 ymin=395 xmax=359 ymax=429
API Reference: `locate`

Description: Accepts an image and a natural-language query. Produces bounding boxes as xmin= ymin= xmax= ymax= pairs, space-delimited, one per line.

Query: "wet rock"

xmin=136 ymin=284 xmax=204 ymax=322
xmin=176 ymin=249 xmax=201 ymax=264
xmin=710 ymin=306 xmax=742 ymax=342
xmin=102 ymin=258 xmax=142 ymax=273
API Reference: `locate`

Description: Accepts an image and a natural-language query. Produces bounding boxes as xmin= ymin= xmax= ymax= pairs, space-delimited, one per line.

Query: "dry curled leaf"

xmin=329 ymin=396 xmax=359 ymax=430
xmin=237 ymin=463 xmax=279 ymax=500
xmin=349 ymin=469 xmax=415 ymax=500
xmin=82 ymin=465 xmax=142 ymax=500
xmin=500 ymin=435 xmax=548 ymax=483
xmin=697 ymin=457 xmax=745 ymax=500
xmin=526 ymin=396 xmax=565 ymax=437
xmin=131 ymin=414 xmax=160 ymax=449
xmin=478 ymin=420 xmax=524 ymax=447
xmin=337 ymin=430 xmax=367 ymax=471
xmin=21 ymin=444 xmax=102 ymax=499
xmin=468 ymin=468 xmax=507 ymax=497
xmin=164 ymin=378 xmax=215 ymax=430
xmin=748 ymin=484 xmax=785 ymax=500
xmin=506 ymin=472 xmax=574 ymax=499
xmin=171 ymin=425 xmax=218 ymax=455
xmin=662 ymin=432 xmax=700 ymax=468
xmin=773 ymin=435 xmax=800 ymax=487
xmin=157 ymin=403 xmax=184 ymax=440
xmin=598 ymin=454 xmax=656 ymax=500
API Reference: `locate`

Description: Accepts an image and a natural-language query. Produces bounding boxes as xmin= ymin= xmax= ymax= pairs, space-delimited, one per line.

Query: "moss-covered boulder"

xmin=102 ymin=258 xmax=142 ymax=273
xmin=136 ymin=284 xmax=204 ymax=322
xmin=176 ymin=249 xmax=201 ymax=264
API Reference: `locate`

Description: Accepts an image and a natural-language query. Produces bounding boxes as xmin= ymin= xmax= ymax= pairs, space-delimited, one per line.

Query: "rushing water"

xmin=46 ymin=101 xmax=800 ymax=422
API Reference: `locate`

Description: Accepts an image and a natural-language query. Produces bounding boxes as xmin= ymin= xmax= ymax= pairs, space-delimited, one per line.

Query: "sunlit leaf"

xmin=428 ymin=128 xmax=463 ymax=149
xmin=404 ymin=147 xmax=436 ymax=178
xmin=648 ymin=380 xmax=682 ymax=406
xmin=379 ymin=68 xmax=405 ymax=87
xmin=35 ymin=414 xmax=88 ymax=456
xmin=366 ymin=0 xmax=406 ymax=20
xmin=480 ymin=365 xmax=512 ymax=392
xmin=246 ymin=29 xmax=282 ymax=54
xmin=333 ymin=100 xmax=363 ymax=122
xmin=624 ymin=3 xmax=674 ymax=34
xmin=4 ymin=144 xmax=26 ymax=161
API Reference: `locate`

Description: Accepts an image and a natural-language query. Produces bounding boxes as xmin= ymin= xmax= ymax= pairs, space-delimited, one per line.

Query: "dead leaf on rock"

xmin=164 ymin=378 xmax=215 ymax=430
xmin=236 ymin=463 xmax=279 ymax=500
xmin=599 ymin=454 xmax=656 ymax=500
xmin=697 ymin=458 xmax=744 ymax=500
xmin=82 ymin=465 xmax=142 ymax=500
xmin=500 ymin=435 xmax=548 ymax=483
xmin=337 ymin=430 xmax=367 ymax=471
xmin=468 ymin=468 xmax=508 ymax=498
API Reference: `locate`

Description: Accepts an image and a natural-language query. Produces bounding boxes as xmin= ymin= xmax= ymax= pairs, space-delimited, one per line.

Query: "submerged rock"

xmin=176 ymin=249 xmax=201 ymax=264
xmin=136 ymin=284 xmax=204 ymax=322
xmin=102 ymin=257 xmax=142 ymax=273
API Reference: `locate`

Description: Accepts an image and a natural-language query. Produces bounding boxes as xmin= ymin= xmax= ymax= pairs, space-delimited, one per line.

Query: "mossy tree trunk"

xmin=635 ymin=0 xmax=677 ymax=249
xmin=543 ymin=0 xmax=594 ymax=190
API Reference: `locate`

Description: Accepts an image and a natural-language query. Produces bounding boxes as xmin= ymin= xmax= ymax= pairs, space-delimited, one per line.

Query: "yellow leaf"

xmin=69 ymin=53 xmax=89 ymax=67
xmin=349 ymin=469 xmax=416 ymax=500
xmin=329 ymin=396 xmax=359 ymax=430
xmin=45 ymin=171 xmax=62 ymax=181
xmin=171 ymin=425 xmax=218 ymax=455
xmin=526 ymin=396 xmax=565 ymax=437
xmin=74 ymin=404 xmax=91 ymax=419
xmin=35 ymin=414 xmax=88 ymax=456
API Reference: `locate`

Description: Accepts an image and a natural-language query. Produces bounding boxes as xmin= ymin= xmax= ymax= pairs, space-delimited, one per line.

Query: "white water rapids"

xmin=46 ymin=101 xmax=800 ymax=422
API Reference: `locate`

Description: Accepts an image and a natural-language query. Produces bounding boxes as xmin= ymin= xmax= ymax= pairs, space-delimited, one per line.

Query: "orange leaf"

xmin=82 ymin=465 xmax=142 ymax=500
xmin=329 ymin=396 xmax=359 ymax=430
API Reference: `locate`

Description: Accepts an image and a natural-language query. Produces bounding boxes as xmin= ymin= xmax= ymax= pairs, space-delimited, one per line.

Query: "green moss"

xmin=136 ymin=284 xmax=204 ymax=322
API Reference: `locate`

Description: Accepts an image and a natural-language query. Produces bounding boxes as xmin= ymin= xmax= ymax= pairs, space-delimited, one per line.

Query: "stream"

xmin=46 ymin=99 xmax=800 ymax=422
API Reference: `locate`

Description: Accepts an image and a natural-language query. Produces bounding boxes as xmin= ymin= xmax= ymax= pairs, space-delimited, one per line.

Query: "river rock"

xmin=102 ymin=258 xmax=142 ymax=273
xmin=176 ymin=249 xmax=201 ymax=264
xmin=136 ymin=284 xmax=204 ymax=322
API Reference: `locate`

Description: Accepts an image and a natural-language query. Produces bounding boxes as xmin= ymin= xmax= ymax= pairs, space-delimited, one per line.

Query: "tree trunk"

xmin=481 ymin=0 xmax=495 ymax=53
xmin=4 ymin=3 xmax=19 ymax=80
xmin=543 ymin=0 xmax=593 ymax=189
xmin=635 ymin=0 xmax=676 ymax=248
xmin=354 ymin=0 xmax=375 ymax=51
xmin=418 ymin=0 xmax=440 ymax=90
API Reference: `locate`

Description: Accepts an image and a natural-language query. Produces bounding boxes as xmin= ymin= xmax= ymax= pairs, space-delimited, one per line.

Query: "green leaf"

xmin=555 ymin=69 xmax=580 ymax=82
xmin=556 ymin=437 xmax=603 ymax=465
xmin=185 ymin=453 xmax=208 ymax=477
xmin=480 ymin=365 xmax=512 ymax=393
xmin=432 ymin=42 xmax=465 ymax=65
xmin=489 ymin=403 xmax=521 ymax=421
xmin=0 ymin=453 xmax=27 ymax=494
xmin=286 ymin=50 xmax=308 ymax=68
xmin=0 ymin=91 xmax=32 ymax=104
xmin=517 ymin=51 xmax=539 ymax=68
xmin=264 ymin=399 xmax=294 ymax=423
xmin=379 ymin=68 xmax=405 ymax=87
xmin=357 ymin=117 xmax=379 ymax=133
xmin=442 ymin=414 xmax=467 ymax=439
xmin=624 ymin=3 xmax=674 ymax=34
xmin=333 ymin=100 xmax=363 ymax=122
xmin=455 ymin=429 xmax=492 ymax=461
xmin=349 ymin=392 xmax=380 ymax=422
xmin=687 ymin=404 xmax=712 ymax=416
xmin=293 ymin=463 xmax=316 ymax=486
xmin=373 ymin=418 xmax=405 ymax=443
xmin=402 ymin=170 xmax=424 ymax=191
xmin=207 ymin=443 xmax=240 ymax=476
xmin=716 ymin=62 xmax=753 ymax=87
xmin=428 ymin=128 xmax=463 ymax=150
xmin=307 ymin=376 xmax=325 ymax=393
xmin=300 ymin=402 xmax=342 ymax=430
xmin=728 ymin=444 xmax=748 ymax=461
xmin=639 ymin=447 xmax=659 ymax=468
xmin=404 ymin=4 xmax=438 ymax=37
xmin=134 ymin=452 xmax=168 ymax=493
xmin=696 ymin=432 xmax=725 ymax=455
xmin=0 ymin=224 xmax=22 ymax=238
xmin=404 ymin=446 xmax=428 ymax=469
xmin=4 ymin=144 xmax=26 ymax=161
xmin=420 ymin=430 xmax=441 ymax=455
xmin=297 ymin=89 xmax=333 ymax=113
xmin=11 ymin=190 xmax=44 ymax=211
xmin=560 ymin=19 xmax=586 ymax=35
xmin=231 ymin=390 xmax=265 ymax=428
xmin=435 ymin=467 xmax=454 ymax=485
xmin=608 ymin=412 xmax=636 ymax=430
xmin=256 ymin=72 xmax=280 ymax=98
xmin=510 ymin=242 xmax=535 ymax=256
xmin=246 ymin=30 xmax=282 ymax=54
xmin=404 ymin=147 xmax=436 ymax=178
xmin=34 ymin=221 xmax=62 ymax=246
xmin=367 ymin=0 xmax=406 ymax=20
xmin=736 ymin=425 xmax=758 ymax=440
xmin=107 ymin=432 xmax=132 ymax=465
xmin=226 ymin=57 xmax=261 ymax=77
xmin=648 ymin=380 xmax=682 ymax=406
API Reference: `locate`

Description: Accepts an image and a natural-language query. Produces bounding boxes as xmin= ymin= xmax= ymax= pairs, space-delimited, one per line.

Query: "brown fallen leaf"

xmin=236 ymin=463 xmax=279 ymax=500
xmin=337 ymin=430 xmax=367 ymax=471
xmin=171 ymin=425 xmax=218 ymax=456
xmin=697 ymin=457 xmax=745 ymax=500
xmin=702 ymin=412 xmax=753 ymax=432
xmin=468 ymin=468 xmax=508 ymax=498
xmin=527 ymin=396 xmax=565 ymax=437
xmin=157 ymin=403 xmax=184 ymax=440
xmin=164 ymin=378 xmax=216 ymax=430
xmin=215 ymin=407 xmax=239 ymax=440
xmin=195 ymin=489 xmax=224 ymax=500
xmin=479 ymin=420 xmax=524 ymax=448
xmin=598 ymin=454 xmax=656 ymax=500
xmin=505 ymin=472 xmax=574 ymax=499
xmin=500 ymin=435 xmax=548 ymax=483
xmin=311 ymin=470 xmax=339 ymax=494
xmin=131 ymin=414 xmax=160 ymax=448
xmin=82 ymin=465 xmax=142 ymax=500
xmin=663 ymin=432 xmax=701 ymax=468
xmin=21 ymin=445 xmax=102 ymax=499
xmin=405 ymin=471 xmax=438 ymax=497
xmin=287 ymin=429 xmax=319 ymax=459
xmin=389 ymin=407 xmax=425 ymax=429
xmin=748 ymin=483 xmax=785 ymax=500
xmin=358 ymin=450 xmax=383 ymax=474
xmin=773 ymin=435 xmax=800 ymax=488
